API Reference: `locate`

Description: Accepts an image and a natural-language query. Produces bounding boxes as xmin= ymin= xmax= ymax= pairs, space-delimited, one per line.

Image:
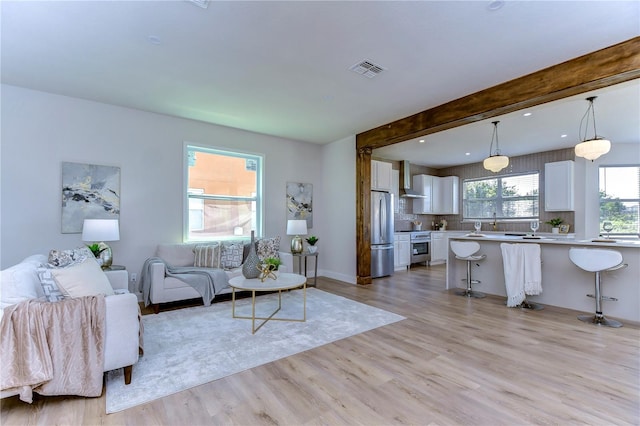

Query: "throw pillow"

xmin=36 ymin=266 xmax=67 ymax=302
xmin=50 ymin=257 xmax=115 ymax=298
xmin=1 ymin=262 xmax=46 ymax=308
xmin=220 ymin=242 xmax=244 ymax=269
xmin=193 ymin=243 xmax=221 ymax=268
xmin=256 ymin=236 xmax=281 ymax=262
xmin=48 ymin=246 xmax=92 ymax=267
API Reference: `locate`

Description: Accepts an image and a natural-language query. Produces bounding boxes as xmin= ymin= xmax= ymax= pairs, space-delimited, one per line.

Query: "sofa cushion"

xmin=257 ymin=236 xmax=281 ymax=261
xmin=0 ymin=261 xmax=46 ymax=309
xmin=50 ymin=257 xmax=115 ymax=298
xmin=156 ymin=243 xmax=198 ymax=267
xmin=193 ymin=243 xmax=221 ymax=268
xmin=220 ymin=242 xmax=244 ymax=269
xmin=48 ymin=247 xmax=93 ymax=267
xmin=36 ymin=267 xmax=67 ymax=302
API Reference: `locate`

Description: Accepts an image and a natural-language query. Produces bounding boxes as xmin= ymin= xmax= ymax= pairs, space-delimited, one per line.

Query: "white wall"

xmin=320 ymin=135 xmax=357 ymax=284
xmin=1 ymin=85 xmax=360 ymax=288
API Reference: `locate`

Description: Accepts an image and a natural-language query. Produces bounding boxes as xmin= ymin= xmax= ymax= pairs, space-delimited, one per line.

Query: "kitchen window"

xmin=185 ymin=145 xmax=263 ymax=241
xmin=463 ymin=172 xmax=539 ymax=220
xmin=599 ymin=166 xmax=640 ymax=237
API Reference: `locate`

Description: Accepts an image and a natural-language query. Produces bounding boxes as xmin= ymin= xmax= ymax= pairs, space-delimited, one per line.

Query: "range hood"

xmin=399 ymin=160 xmax=426 ymax=198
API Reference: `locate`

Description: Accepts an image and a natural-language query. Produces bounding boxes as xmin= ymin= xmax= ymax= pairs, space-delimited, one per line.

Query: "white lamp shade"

xmin=483 ymin=155 xmax=509 ymax=173
xmin=575 ymin=138 xmax=611 ymax=161
xmin=82 ymin=219 xmax=120 ymax=242
xmin=286 ymin=219 xmax=308 ymax=235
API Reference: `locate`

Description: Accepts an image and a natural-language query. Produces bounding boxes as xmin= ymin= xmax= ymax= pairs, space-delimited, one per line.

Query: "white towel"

xmin=500 ymin=243 xmax=526 ymax=307
xmin=523 ymin=244 xmax=542 ymax=296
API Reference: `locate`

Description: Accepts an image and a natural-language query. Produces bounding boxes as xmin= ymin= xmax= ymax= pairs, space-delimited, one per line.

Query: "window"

xmin=185 ymin=145 xmax=263 ymax=241
xmin=463 ymin=172 xmax=539 ymax=220
xmin=599 ymin=166 xmax=639 ymax=237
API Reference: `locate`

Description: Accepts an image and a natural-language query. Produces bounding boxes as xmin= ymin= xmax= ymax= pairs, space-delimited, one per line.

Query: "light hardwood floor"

xmin=2 ymin=264 xmax=639 ymax=425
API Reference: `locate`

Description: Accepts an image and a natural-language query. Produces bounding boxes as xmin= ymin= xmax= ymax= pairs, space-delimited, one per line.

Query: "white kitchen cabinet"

xmin=545 ymin=160 xmax=575 ymax=211
xmin=431 ymin=231 xmax=447 ymax=264
xmin=439 ymin=176 xmax=459 ymax=214
xmin=372 ymin=160 xmax=393 ymax=192
xmin=394 ymin=233 xmax=411 ymax=271
xmin=412 ymin=174 xmax=459 ymax=214
xmin=412 ymin=174 xmax=438 ymax=214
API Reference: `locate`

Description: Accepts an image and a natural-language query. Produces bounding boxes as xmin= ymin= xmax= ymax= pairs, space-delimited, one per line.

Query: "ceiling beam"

xmin=356 ymin=36 xmax=640 ymax=150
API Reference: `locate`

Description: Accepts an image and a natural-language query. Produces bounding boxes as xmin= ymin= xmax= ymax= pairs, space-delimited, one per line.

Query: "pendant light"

xmin=483 ymin=121 xmax=509 ymax=173
xmin=575 ymin=96 xmax=611 ymax=161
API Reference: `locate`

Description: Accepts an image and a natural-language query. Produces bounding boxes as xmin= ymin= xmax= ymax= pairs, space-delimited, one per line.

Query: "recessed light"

xmin=147 ymin=35 xmax=162 ymax=45
xmin=419 ymin=139 xmax=425 ymax=143
xmin=523 ymin=112 xmax=532 ymax=117
xmin=465 ymin=152 xmax=471 ymax=156
xmin=561 ymin=134 xmax=568 ymax=138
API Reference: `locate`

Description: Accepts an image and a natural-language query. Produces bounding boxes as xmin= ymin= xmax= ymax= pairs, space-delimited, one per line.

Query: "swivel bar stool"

xmin=569 ymin=248 xmax=627 ymax=328
xmin=450 ymin=240 xmax=486 ymax=298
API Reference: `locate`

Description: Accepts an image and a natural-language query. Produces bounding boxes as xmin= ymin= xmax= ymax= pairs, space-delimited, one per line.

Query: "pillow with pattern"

xmin=193 ymin=243 xmax=221 ymax=268
xmin=257 ymin=236 xmax=280 ymax=262
xmin=37 ymin=266 xmax=66 ymax=302
xmin=220 ymin=242 xmax=244 ymax=269
xmin=48 ymin=246 xmax=93 ymax=268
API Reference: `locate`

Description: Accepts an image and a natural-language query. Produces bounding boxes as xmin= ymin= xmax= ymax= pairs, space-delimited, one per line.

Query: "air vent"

xmin=349 ymin=60 xmax=385 ymax=78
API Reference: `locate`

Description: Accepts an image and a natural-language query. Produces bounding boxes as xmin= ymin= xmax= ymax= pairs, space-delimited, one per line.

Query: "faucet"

xmin=491 ymin=212 xmax=497 ymax=231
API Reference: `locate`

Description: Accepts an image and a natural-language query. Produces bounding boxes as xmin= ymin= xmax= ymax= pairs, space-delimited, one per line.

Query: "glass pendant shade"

xmin=574 ymin=138 xmax=611 ymax=161
xmin=483 ymin=155 xmax=510 ymax=173
xmin=575 ymin=96 xmax=611 ymax=161
xmin=483 ymin=121 xmax=509 ymax=173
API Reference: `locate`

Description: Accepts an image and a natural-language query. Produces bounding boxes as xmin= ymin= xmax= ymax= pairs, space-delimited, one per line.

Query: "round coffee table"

xmin=229 ymin=272 xmax=307 ymax=334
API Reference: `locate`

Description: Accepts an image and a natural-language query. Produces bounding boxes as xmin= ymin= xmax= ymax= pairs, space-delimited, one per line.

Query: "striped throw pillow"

xmin=193 ymin=243 xmax=221 ymax=268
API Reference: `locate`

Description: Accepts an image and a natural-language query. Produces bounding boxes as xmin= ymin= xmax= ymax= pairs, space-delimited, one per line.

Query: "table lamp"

xmin=82 ymin=218 xmax=120 ymax=269
xmin=287 ymin=219 xmax=307 ymax=254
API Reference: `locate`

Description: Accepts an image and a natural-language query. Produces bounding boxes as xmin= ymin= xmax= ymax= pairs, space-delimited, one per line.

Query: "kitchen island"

xmin=446 ymin=234 xmax=640 ymax=323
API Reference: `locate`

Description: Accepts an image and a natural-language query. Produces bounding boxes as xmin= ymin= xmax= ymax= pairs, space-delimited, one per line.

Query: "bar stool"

xmin=450 ymin=240 xmax=486 ymax=298
xmin=569 ymin=248 xmax=627 ymax=328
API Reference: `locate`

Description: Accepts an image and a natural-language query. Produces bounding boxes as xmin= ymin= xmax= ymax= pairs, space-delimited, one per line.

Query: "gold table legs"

xmin=232 ymin=284 xmax=307 ymax=334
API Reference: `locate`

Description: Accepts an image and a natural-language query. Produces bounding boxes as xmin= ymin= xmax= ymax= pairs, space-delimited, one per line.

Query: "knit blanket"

xmin=0 ymin=295 xmax=105 ymax=403
xmin=140 ymin=257 xmax=229 ymax=307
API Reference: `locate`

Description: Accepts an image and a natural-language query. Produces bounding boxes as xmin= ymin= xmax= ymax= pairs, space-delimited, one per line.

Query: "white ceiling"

xmin=2 ymin=1 xmax=639 ymax=164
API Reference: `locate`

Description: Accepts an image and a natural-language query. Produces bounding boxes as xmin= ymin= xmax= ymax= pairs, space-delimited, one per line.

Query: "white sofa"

xmin=147 ymin=242 xmax=293 ymax=313
xmin=0 ymin=254 xmax=140 ymax=399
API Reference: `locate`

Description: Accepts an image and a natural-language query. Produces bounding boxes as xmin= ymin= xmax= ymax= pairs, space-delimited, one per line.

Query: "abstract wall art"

xmin=286 ymin=182 xmax=312 ymax=228
xmin=61 ymin=162 xmax=120 ymax=233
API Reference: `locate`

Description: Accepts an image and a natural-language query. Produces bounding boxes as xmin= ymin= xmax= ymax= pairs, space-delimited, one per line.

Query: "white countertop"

xmin=450 ymin=232 xmax=640 ymax=248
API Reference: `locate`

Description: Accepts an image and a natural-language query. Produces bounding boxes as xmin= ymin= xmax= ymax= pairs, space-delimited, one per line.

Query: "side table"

xmin=291 ymin=252 xmax=318 ymax=287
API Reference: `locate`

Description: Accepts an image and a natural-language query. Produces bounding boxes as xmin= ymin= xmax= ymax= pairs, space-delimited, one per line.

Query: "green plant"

xmin=263 ymin=257 xmax=282 ymax=271
xmin=86 ymin=243 xmax=106 ymax=257
xmin=305 ymin=236 xmax=319 ymax=245
xmin=545 ymin=217 xmax=564 ymax=227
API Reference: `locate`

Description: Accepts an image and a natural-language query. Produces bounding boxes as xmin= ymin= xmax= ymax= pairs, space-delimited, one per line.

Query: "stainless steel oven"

xmin=410 ymin=231 xmax=431 ymax=265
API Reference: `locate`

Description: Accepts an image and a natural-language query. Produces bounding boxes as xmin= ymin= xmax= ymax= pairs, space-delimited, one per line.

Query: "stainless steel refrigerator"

xmin=371 ymin=190 xmax=394 ymax=278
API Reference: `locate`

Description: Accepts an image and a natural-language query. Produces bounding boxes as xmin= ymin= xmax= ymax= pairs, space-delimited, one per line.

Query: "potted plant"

xmin=262 ymin=257 xmax=283 ymax=277
xmin=306 ymin=236 xmax=319 ymax=253
xmin=545 ymin=217 xmax=564 ymax=233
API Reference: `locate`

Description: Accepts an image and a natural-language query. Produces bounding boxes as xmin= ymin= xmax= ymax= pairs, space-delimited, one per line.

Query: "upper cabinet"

xmin=545 ymin=160 xmax=575 ymax=211
xmin=371 ymin=160 xmax=393 ymax=192
xmin=412 ymin=174 xmax=459 ymax=214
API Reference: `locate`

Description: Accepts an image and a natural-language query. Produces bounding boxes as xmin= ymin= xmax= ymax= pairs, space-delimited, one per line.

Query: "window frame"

xmin=183 ymin=143 xmax=264 ymax=242
xmin=462 ymin=171 xmax=540 ymax=222
xmin=598 ymin=165 xmax=640 ymax=238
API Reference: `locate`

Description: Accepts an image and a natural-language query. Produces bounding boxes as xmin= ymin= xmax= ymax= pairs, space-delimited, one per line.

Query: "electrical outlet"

xmin=131 ymin=272 xmax=137 ymax=282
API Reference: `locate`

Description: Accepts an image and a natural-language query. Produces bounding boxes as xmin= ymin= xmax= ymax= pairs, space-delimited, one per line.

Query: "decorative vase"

xmin=308 ymin=245 xmax=317 ymax=254
xmin=552 ymin=227 xmax=560 ymax=234
xmin=242 ymin=231 xmax=261 ymax=279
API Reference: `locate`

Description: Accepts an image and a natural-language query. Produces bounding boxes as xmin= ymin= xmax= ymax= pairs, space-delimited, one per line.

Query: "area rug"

xmin=105 ymin=288 xmax=404 ymax=413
